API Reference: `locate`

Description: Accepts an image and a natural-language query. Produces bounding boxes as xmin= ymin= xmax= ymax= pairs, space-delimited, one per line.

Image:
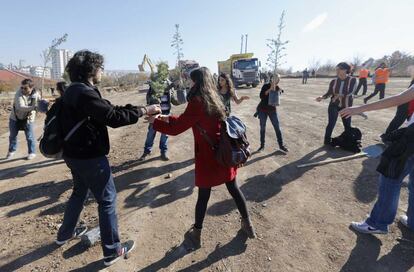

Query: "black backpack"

xmin=331 ymin=127 xmax=362 ymax=153
xmin=39 ymin=99 xmax=85 ymax=158
xmin=197 ymin=116 xmax=251 ymax=168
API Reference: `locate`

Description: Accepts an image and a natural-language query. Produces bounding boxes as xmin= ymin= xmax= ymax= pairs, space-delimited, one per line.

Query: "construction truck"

xmin=178 ymin=60 xmax=200 ymax=79
xmin=138 ymin=54 xmax=156 ymax=74
xmin=218 ymin=53 xmax=260 ymax=88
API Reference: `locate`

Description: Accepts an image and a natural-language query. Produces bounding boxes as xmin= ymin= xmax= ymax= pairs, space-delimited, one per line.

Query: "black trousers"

xmin=194 ymin=179 xmax=248 ymax=229
xmin=324 ymin=103 xmax=352 ymax=142
xmin=365 ymin=83 xmax=386 ymax=102
xmin=355 ymin=78 xmax=367 ymax=95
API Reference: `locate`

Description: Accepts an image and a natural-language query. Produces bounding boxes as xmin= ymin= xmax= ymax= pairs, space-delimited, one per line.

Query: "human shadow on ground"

xmin=0 ymin=179 xmax=72 ymax=217
xmin=139 ymin=230 xmax=248 ymax=272
xmin=0 ymin=157 xmax=25 ymax=164
xmin=121 ymin=169 xmax=194 ymax=209
xmin=208 ymin=146 xmax=350 ymax=216
xmin=0 ymin=242 xmax=59 ymax=272
xmin=341 ymin=224 xmax=414 ymax=272
xmin=0 ymin=159 xmax=64 ymax=181
xmin=352 ymin=157 xmax=381 ymax=204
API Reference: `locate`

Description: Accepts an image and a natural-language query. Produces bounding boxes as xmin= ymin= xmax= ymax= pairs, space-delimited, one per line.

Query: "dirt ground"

xmin=0 ymin=78 xmax=414 ymax=272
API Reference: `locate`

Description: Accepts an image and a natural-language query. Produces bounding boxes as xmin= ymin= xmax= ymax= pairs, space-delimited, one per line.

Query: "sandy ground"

xmin=0 ymin=78 xmax=414 ymax=272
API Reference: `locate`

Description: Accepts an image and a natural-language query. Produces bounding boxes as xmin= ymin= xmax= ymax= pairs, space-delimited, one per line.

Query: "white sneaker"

xmin=27 ymin=153 xmax=36 ymax=160
xmin=399 ymin=214 xmax=409 ymax=228
xmin=6 ymin=152 xmax=15 ymax=159
xmin=351 ymin=221 xmax=388 ymax=234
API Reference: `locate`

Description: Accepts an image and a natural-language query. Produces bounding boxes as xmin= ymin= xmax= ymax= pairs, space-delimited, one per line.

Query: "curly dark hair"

xmin=66 ymin=50 xmax=104 ymax=82
xmin=218 ymin=73 xmax=235 ymax=98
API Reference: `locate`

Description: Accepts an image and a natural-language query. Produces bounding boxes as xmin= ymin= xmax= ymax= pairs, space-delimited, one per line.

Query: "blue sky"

xmin=1 ymin=0 xmax=413 ymax=72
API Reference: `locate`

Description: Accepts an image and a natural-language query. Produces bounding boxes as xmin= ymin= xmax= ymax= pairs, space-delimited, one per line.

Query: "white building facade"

xmin=51 ymin=49 xmax=72 ymax=80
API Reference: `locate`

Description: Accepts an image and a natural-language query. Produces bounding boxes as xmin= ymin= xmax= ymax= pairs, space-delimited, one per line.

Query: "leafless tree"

xmin=266 ymin=10 xmax=289 ymax=74
xmin=171 ymin=24 xmax=184 ymax=67
xmin=40 ymin=33 xmax=68 ymax=96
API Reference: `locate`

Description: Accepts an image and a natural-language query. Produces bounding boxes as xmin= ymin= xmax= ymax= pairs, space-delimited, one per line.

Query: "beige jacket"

xmin=10 ymin=89 xmax=40 ymax=123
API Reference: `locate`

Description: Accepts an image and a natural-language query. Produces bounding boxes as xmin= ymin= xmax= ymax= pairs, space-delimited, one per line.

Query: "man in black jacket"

xmin=56 ymin=50 xmax=160 ymax=267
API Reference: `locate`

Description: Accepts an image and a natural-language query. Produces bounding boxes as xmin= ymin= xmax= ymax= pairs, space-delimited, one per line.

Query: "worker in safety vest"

xmin=354 ymin=68 xmax=370 ymax=96
xmin=364 ymin=62 xmax=390 ymax=103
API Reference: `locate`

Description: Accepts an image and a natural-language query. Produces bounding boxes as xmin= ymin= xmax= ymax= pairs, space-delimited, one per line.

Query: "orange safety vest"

xmin=359 ymin=69 xmax=369 ymax=78
xmin=375 ymin=68 xmax=390 ymax=84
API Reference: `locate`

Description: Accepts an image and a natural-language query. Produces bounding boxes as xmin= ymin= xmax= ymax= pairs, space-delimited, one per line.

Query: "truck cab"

xmin=218 ymin=53 xmax=260 ymax=88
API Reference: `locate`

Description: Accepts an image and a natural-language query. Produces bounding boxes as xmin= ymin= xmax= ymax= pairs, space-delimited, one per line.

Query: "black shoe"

xmin=139 ymin=152 xmax=150 ymax=161
xmin=279 ymin=145 xmax=288 ymax=153
xmin=161 ymin=153 xmax=170 ymax=161
xmin=104 ymin=240 xmax=135 ymax=267
xmin=56 ymin=225 xmax=88 ymax=246
xmin=363 ymin=98 xmax=368 ymax=104
xmin=257 ymin=146 xmax=264 ymax=152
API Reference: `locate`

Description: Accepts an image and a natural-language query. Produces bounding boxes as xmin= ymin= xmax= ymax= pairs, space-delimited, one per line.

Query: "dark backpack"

xmin=331 ymin=127 xmax=362 ymax=153
xmin=39 ymin=99 xmax=86 ymax=158
xmin=197 ymin=116 xmax=251 ymax=168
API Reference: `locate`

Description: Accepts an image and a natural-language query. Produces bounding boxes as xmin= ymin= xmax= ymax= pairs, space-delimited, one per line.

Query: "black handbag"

xmin=13 ymin=105 xmax=28 ymax=131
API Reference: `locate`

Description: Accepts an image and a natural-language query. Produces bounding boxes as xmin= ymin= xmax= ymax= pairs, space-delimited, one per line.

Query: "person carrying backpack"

xmin=340 ymin=83 xmax=414 ymax=235
xmin=316 ymin=62 xmax=357 ymax=145
xmin=56 ymin=50 xmax=160 ymax=267
xmin=146 ymin=67 xmax=256 ymax=249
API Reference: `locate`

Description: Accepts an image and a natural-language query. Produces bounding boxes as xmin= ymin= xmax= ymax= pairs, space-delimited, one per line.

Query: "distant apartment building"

xmin=51 ymin=49 xmax=73 ymax=80
xmin=30 ymin=66 xmax=51 ymax=79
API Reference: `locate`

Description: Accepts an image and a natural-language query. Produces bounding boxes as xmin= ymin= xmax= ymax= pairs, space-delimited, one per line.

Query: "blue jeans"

xmin=58 ymin=156 xmax=120 ymax=257
xmin=258 ymin=110 xmax=283 ymax=147
xmin=366 ymin=155 xmax=414 ymax=231
xmin=324 ymin=103 xmax=352 ymax=142
xmin=8 ymin=118 xmax=36 ymax=154
xmin=144 ymin=124 xmax=168 ymax=154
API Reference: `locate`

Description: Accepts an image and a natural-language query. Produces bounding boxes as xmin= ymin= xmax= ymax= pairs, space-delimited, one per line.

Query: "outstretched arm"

xmin=340 ymin=86 xmax=414 ymax=118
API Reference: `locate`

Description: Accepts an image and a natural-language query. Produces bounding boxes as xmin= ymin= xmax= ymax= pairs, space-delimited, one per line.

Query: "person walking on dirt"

xmin=316 ymin=62 xmax=357 ymax=145
xmin=139 ymin=66 xmax=180 ymax=162
xmin=302 ymin=68 xmax=309 ymax=84
xmin=381 ymin=77 xmax=414 ymax=142
xmin=256 ymin=74 xmax=288 ymax=153
xmin=147 ymin=67 xmax=256 ymax=249
xmin=218 ymin=73 xmax=249 ymax=115
xmin=364 ymin=62 xmax=390 ymax=103
xmin=354 ymin=68 xmax=370 ymax=96
xmin=311 ymin=69 xmax=316 ymax=78
xmin=56 ymin=50 xmax=160 ymax=266
xmin=340 ymin=83 xmax=414 ymax=235
xmin=7 ymin=78 xmax=41 ymax=160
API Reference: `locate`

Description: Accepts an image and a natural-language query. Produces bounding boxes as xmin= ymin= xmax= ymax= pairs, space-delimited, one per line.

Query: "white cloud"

xmin=303 ymin=13 xmax=328 ymax=32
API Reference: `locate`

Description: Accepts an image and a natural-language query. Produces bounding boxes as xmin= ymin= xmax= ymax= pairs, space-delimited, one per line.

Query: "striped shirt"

xmin=323 ymin=76 xmax=357 ymax=108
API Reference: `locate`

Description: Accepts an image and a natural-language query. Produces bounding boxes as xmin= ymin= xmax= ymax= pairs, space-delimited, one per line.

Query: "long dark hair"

xmin=188 ymin=67 xmax=226 ymax=120
xmin=218 ymin=73 xmax=235 ymax=98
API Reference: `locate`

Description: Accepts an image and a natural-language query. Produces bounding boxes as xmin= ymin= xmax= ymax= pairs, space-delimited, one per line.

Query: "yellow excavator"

xmin=138 ymin=54 xmax=156 ymax=74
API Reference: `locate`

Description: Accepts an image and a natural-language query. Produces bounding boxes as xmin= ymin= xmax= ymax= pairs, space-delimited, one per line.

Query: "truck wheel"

xmin=252 ymin=83 xmax=258 ymax=88
xmin=246 ymin=84 xmax=251 ymax=87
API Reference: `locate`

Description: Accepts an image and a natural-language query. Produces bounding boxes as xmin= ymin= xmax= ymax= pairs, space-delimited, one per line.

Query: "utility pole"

xmin=240 ymin=35 xmax=244 ymax=54
xmin=245 ymin=34 xmax=248 ymax=53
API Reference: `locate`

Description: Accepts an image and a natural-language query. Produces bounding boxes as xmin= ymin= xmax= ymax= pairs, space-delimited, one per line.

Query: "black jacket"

xmin=258 ymin=83 xmax=283 ymax=112
xmin=61 ymin=82 xmax=143 ymax=159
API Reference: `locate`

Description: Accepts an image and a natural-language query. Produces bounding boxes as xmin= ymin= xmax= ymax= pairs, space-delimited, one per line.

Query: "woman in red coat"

xmin=147 ymin=67 xmax=256 ymax=248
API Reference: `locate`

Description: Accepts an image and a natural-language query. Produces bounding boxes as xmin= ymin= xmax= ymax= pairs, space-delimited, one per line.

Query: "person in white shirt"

xmin=7 ymin=78 xmax=41 ymax=160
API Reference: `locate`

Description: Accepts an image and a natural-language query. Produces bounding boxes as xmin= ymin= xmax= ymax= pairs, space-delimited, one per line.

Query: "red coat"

xmin=153 ymin=97 xmax=237 ymax=188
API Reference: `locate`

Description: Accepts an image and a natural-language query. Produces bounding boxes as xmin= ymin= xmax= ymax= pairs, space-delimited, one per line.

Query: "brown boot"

xmin=184 ymin=226 xmax=201 ymax=249
xmin=241 ymin=218 xmax=257 ymax=238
